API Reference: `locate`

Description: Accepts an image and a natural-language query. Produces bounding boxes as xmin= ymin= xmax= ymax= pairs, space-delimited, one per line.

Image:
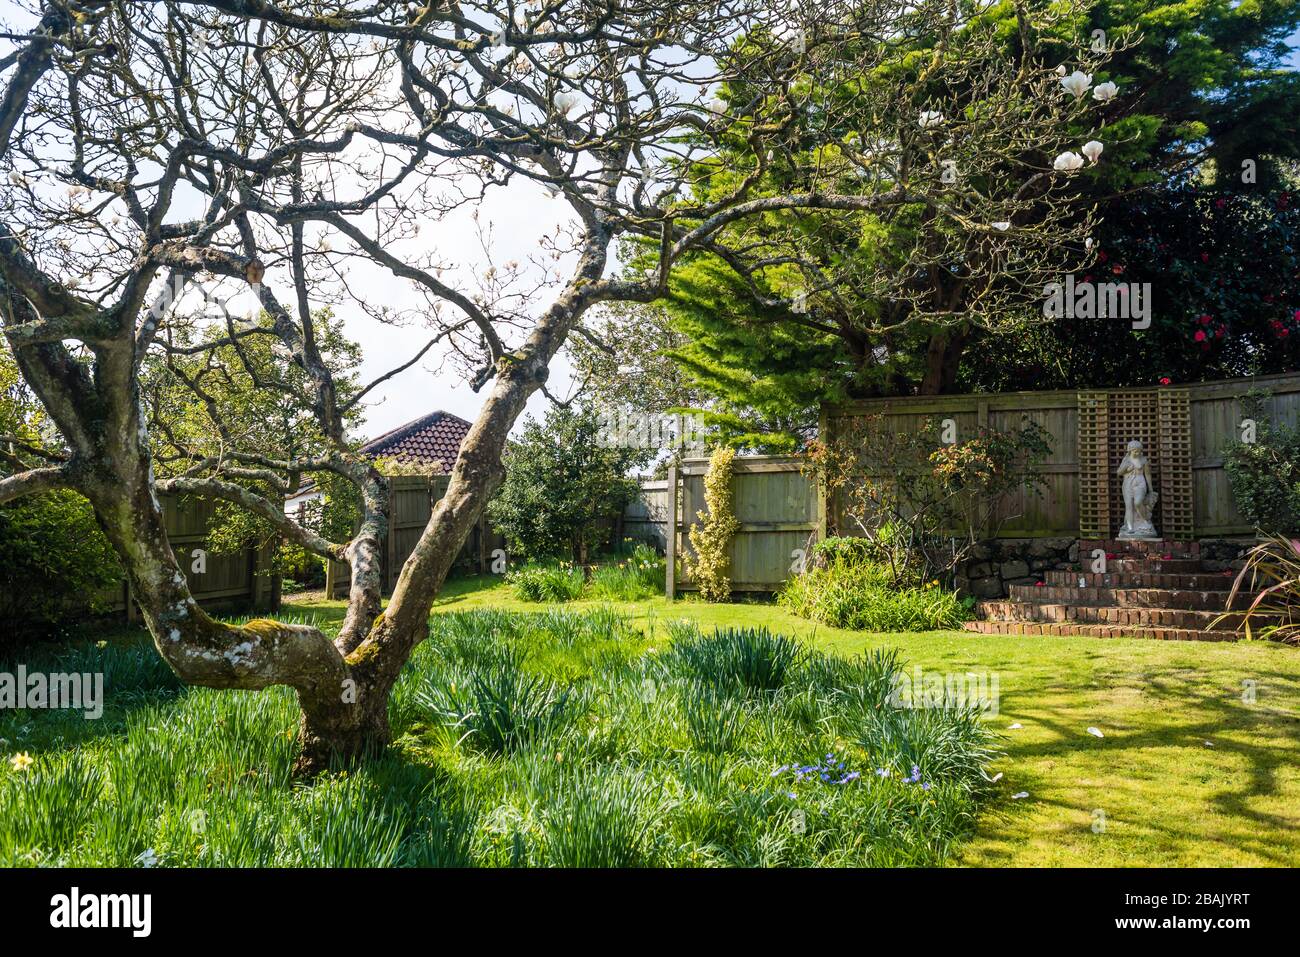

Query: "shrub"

xmin=0 ymin=490 xmax=121 ymax=635
xmin=505 ymin=561 xmax=586 ymax=602
xmin=1224 ymin=394 xmax=1300 ymax=534
xmin=1218 ymin=533 xmax=1300 ymax=643
xmin=804 ymin=413 xmax=1051 ymax=584
xmin=487 ymin=405 xmax=650 ymax=563
xmin=685 ymin=446 xmax=741 ymax=601
xmin=779 ymin=557 xmax=970 ymax=631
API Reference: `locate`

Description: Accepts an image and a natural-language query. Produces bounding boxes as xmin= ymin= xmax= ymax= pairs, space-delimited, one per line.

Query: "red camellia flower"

xmin=1112 ymin=264 xmax=1124 ymax=275
xmin=1193 ymin=330 xmax=1206 ymax=342
xmin=1294 ymin=309 xmax=1300 ymax=322
xmin=1215 ymin=327 xmax=1225 ymax=338
xmin=1159 ymin=376 xmax=1171 ymax=386
xmin=1281 ymin=329 xmax=1291 ymax=338
xmin=1198 ymin=314 xmax=1212 ymax=325
xmin=1097 ymin=250 xmax=1107 ymax=261
xmin=1200 ymin=252 xmax=1210 ymax=263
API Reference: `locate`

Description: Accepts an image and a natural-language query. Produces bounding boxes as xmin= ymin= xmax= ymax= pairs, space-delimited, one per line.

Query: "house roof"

xmin=285 ymin=411 xmax=471 ymax=503
xmin=359 ymin=410 xmax=472 ymax=473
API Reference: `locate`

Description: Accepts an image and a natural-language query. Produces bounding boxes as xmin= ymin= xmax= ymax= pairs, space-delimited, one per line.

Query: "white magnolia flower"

xmin=1053 ymin=151 xmax=1085 ymax=172
xmin=1085 ymin=236 xmax=1094 ymax=250
xmin=1082 ymin=140 xmax=1104 ymax=164
xmin=1055 ymin=64 xmax=1068 ymax=76
xmin=917 ymin=110 xmax=944 ymax=130
xmin=1092 ymin=81 xmax=1119 ymax=102
xmin=553 ymin=92 xmax=579 ymax=116
xmin=1060 ymin=70 xmax=1092 ymax=98
xmin=991 ymin=221 xmax=1011 ymax=231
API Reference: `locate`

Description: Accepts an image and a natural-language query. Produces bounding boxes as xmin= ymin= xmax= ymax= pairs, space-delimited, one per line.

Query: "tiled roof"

xmin=360 ymin=410 xmax=471 ymax=473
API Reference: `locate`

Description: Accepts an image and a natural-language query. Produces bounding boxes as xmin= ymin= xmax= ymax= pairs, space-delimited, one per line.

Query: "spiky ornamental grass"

xmin=0 ymin=608 xmax=1000 ymax=867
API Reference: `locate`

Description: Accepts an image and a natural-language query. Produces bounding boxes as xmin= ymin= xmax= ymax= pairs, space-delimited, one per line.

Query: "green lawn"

xmin=292 ymin=573 xmax=1300 ymax=867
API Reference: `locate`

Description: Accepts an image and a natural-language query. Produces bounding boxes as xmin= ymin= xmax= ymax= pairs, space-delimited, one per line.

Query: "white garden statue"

xmin=1117 ymin=440 xmax=1159 ymax=539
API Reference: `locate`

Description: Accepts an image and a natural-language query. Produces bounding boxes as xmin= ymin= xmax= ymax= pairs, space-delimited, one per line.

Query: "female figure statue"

xmin=1117 ymin=440 xmax=1158 ymax=539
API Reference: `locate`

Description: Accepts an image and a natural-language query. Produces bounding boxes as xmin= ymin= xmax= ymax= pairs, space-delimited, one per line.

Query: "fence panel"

xmin=82 ymin=492 xmax=278 ymax=622
xmin=326 ymin=475 xmax=496 ymax=598
xmin=824 ymin=389 xmax=1082 ymax=537
xmin=623 ymin=479 xmax=669 ymax=550
xmin=668 ymin=455 xmax=816 ymax=594
xmin=1187 ymin=372 xmax=1300 ymax=536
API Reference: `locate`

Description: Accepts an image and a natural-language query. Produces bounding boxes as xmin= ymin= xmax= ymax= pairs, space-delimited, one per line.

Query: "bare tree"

xmin=0 ymin=0 xmax=1109 ymax=771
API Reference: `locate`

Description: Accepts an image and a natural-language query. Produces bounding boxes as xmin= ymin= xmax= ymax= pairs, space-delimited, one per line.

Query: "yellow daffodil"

xmin=9 ymin=752 xmax=34 ymax=773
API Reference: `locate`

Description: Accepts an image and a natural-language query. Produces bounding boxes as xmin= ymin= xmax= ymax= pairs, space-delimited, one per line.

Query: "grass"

xmin=420 ymin=575 xmax=1300 ymax=866
xmin=5 ymin=573 xmax=1299 ymax=867
xmin=1 ymin=600 xmax=996 ymax=867
xmin=505 ymin=543 xmax=664 ymax=603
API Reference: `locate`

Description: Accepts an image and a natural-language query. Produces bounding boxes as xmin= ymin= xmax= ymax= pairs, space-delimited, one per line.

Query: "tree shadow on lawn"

xmin=980 ymin=656 xmax=1300 ymax=865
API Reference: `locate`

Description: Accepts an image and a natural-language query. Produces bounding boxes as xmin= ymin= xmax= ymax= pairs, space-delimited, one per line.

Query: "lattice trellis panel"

xmin=1106 ymin=390 xmax=1161 ymax=537
xmin=1077 ymin=388 xmax=1195 ymax=540
xmin=1077 ymin=392 xmax=1111 ymax=538
xmin=1157 ymin=388 xmax=1195 ymax=539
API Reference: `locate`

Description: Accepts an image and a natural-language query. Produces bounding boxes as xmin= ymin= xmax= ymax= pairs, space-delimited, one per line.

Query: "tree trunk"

xmin=919 ymin=328 xmax=969 ymax=395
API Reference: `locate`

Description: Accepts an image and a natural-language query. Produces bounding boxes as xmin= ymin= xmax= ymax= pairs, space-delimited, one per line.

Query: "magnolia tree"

xmin=0 ymin=0 xmax=1110 ymax=771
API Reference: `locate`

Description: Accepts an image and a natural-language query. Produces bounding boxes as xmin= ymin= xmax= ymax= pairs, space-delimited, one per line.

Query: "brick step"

xmin=1103 ymin=558 xmax=1204 ymax=573
xmin=1007 ymin=584 xmax=1247 ymax=610
xmin=963 ymin=620 xmax=1240 ymax=642
xmin=1043 ymin=570 xmax=1235 ymax=590
xmin=1078 ymin=539 xmax=1200 ymax=558
xmin=975 ymin=601 xmax=1265 ymax=630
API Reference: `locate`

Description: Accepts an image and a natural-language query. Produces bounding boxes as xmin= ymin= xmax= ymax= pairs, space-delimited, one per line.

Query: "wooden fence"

xmin=659 ymin=455 xmax=818 ymax=596
xmin=648 ymin=372 xmax=1300 ymax=595
xmin=95 ymin=493 xmax=279 ymax=622
xmin=325 ymin=475 xmax=504 ymax=599
xmin=825 ymin=372 xmax=1300 ymax=539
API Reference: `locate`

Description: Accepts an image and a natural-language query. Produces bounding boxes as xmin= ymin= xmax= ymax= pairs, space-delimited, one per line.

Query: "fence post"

xmin=665 ymin=463 xmax=677 ymax=599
